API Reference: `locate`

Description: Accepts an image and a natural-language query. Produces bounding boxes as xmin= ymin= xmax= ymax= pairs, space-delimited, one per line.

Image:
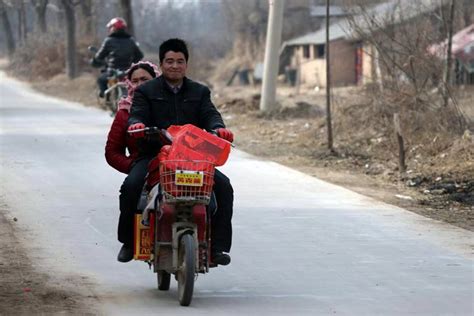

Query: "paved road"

xmin=0 ymin=72 xmax=473 ymax=315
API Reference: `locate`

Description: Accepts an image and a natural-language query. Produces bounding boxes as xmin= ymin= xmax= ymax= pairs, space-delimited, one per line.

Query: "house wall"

xmin=329 ymin=39 xmax=356 ymax=86
xmin=290 ymin=45 xmax=326 ymax=86
xmin=289 ymin=39 xmax=357 ymax=87
xmin=361 ymin=43 xmax=375 ymax=85
xmin=301 ymin=59 xmax=327 ymax=87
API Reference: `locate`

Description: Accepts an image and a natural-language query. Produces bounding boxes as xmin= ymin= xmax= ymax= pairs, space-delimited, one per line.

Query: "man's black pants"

xmin=118 ymin=160 xmax=234 ymax=253
xmin=97 ymin=72 xmax=108 ymax=97
xmin=211 ymin=169 xmax=234 ymax=253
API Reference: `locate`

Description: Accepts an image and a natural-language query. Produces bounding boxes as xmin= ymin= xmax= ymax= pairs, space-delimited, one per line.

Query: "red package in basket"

xmin=167 ymin=124 xmax=230 ymax=166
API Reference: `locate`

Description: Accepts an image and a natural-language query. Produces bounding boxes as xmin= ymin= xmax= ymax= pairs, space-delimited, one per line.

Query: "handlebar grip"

xmin=127 ymin=126 xmax=160 ymax=134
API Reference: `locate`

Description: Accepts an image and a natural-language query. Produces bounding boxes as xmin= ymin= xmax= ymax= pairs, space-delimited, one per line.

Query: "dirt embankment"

xmin=213 ymin=85 xmax=473 ymax=231
xmin=0 ymin=201 xmax=98 ymax=315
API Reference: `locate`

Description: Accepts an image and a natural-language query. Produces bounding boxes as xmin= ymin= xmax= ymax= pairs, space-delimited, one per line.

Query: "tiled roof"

xmin=281 ymin=0 xmax=446 ymax=49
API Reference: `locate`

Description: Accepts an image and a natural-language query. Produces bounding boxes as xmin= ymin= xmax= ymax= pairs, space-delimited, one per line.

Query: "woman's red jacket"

xmin=105 ymin=109 xmax=139 ymax=174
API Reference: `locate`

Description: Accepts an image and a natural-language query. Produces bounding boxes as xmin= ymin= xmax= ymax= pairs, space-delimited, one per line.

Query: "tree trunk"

xmin=0 ymin=0 xmax=15 ymax=56
xmin=32 ymin=0 xmax=48 ymax=33
xmin=61 ymin=0 xmax=77 ymax=79
xmin=17 ymin=1 xmax=28 ymax=44
xmin=393 ymin=113 xmax=406 ymax=174
xmin=80 ymin=0 xmax=93 ymax=37
xmin=119 ymin=0 xmax=134 ymax=36
xmin=443 ymin=0 xmax=455 ymax=107
xmin=462 ymin=0 xmax=472 ymax=26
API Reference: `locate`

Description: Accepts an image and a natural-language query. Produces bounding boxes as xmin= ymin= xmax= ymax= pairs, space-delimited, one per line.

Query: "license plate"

xmin=175 ymin=170 xmax=204 ymax=186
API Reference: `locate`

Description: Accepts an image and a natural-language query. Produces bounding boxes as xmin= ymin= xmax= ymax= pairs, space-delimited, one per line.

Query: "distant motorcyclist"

xmin=91 ymin=17 xmax=144 ymax=98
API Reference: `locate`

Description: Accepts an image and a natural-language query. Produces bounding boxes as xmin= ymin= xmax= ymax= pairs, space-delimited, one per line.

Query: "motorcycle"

xmin=128 ymin=124 xmax=232 ymax=306
xmin=88 ymin=46 xmax=127 ymax=114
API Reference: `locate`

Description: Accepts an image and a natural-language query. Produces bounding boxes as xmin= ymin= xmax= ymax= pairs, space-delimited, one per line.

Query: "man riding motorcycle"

xmin=124 ymin=38 xmax=234 ymax=266
xmin=91 ymin=17 xmax=144 ymax=98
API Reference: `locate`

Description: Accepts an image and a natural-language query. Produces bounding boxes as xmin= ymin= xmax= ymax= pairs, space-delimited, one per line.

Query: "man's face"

xmin=160 ymin=51 xmax=187 ymax=84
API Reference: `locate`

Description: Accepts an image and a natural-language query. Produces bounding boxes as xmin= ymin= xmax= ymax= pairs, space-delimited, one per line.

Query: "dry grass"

xmin=214 ymin=84 xmax=473 ymax=230
xmin=7 ymin=34 xmax=97 ymax=81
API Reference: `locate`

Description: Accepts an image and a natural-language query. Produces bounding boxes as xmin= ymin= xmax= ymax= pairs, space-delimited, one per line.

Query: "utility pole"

xmin=260 ymin=0 xmax=285 ymax=113
xmin=325 ymin=0 xmax=334 ymax=152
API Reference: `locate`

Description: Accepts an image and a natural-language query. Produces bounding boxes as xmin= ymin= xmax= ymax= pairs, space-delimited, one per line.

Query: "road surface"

xmin=0 ymin=72 xmax=473 ymax=315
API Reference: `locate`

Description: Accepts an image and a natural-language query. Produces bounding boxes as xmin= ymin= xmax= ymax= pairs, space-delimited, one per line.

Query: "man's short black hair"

xmin=159 ymin=38 xmax=189 ymax=63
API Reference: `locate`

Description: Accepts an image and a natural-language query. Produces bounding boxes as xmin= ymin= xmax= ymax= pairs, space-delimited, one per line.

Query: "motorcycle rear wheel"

xmin=177 ymin=234 xmax=195 ymax=306
xmin=157 ymin=270 xmax=170 ymax=291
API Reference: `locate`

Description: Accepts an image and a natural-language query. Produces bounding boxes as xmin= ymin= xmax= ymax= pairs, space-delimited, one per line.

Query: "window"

xmin=314 ymin=44 xmax=325 ymax=58
xmin=303 ymin=45 xmax=310 ymax=58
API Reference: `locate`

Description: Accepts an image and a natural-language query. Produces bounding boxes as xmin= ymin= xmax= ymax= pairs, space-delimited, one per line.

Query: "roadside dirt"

xmin=0 ymin=201 xmax=97 ymax=315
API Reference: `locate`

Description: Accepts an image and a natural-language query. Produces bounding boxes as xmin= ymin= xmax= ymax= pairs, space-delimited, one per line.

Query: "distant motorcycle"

xmin=128 ymin=124 xmax=232 ymax=306
xmin=88 ymin=46 xmax=127 ymax=114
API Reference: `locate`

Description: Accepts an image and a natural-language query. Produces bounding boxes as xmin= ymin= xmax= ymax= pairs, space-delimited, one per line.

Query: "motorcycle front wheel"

xmin=177 ymin=234 xmax=195 ymax=306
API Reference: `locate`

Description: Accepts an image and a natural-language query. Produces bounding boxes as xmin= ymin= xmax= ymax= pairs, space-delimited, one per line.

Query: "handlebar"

xmin=127 ymin=127 xmax=172 ymax=142
xmin=127 ymin=127 xmax=234 ymax=147
xmin=88 ymin=46 xmax=98 ymax=53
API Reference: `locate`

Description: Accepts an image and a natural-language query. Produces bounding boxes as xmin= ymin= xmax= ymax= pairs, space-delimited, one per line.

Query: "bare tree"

xmin=222 ymin=0 xmax=267 ymax=68
xmin=443 ymin=0 xmax=455 ymax=107
xmin=31 ymin=0 xmax=48 ymax=33
xmin=80 ymin=0 xmax=93 ymax=37
xmin=346 ymin=1 xmax=466 ymax=112
xmin=0 ymin=0 xmax=16 ymax=56
xmin=119 ymin=0 xmax=134 ymax=36
xmin=60 ymin=0 xmax=77 ymax=79
xmin=17 ymin=0 xmax=28 ymax=44
xmin=345 ymin=0 xmax=466 ymax=173
xmin=460 ymin=0 xmax=473 ymax=26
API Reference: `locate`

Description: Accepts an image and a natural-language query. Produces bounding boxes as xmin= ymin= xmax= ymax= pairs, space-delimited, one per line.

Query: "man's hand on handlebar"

xmin=128 ymin=123 xmax=146 ymax=138
xmin=216 ymin=128 xmax=234 ymax=143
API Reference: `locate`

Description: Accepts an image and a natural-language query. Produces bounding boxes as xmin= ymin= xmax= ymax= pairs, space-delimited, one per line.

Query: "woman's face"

xmin=130 ymin=68 xmax=153 ymax=88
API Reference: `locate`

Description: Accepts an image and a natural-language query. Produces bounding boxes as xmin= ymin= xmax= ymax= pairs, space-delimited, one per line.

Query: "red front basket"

xmin=159 ymin=160 xmax=215 ymax=204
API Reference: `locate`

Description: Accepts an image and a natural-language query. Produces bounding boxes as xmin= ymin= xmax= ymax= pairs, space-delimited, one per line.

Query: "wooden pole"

xmin=393 ymin=113 xmax=406 ymax=173
xmin=325 ymin=0 xmax=334 ymax=152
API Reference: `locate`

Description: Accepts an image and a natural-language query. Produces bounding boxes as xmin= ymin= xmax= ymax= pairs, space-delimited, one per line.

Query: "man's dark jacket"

xmin=129 ymin=76 xmax=225 ymax=156
xmin=94 ymin=29 xmax=144 ymax=71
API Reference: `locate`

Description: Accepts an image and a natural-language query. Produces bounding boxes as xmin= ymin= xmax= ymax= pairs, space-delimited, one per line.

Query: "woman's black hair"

xmin=127 ymin=63 xmax=157 ymax=80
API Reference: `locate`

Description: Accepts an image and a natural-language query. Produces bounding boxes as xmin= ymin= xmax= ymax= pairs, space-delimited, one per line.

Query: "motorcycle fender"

xmin=171 ymin=223 xmax=197 ymax=269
